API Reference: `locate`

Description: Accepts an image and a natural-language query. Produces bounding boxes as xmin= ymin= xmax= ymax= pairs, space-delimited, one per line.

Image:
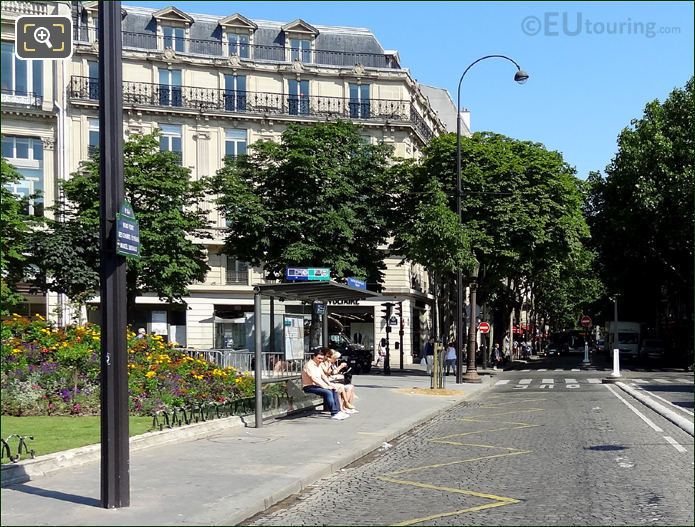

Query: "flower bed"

xmin=1 ymin=314 xmax=255 ymax=416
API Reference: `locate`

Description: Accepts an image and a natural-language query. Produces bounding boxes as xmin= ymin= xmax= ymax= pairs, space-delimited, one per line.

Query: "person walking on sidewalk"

xmin=424 ymin=337 xmax=435 ymax=375
xmin=302 ymin=349 xmax=349 ymax=420
xmin=492 ymin=343 xmax=503 ymax=370
xmin=444 ymin=342 xmax=457 ymax=375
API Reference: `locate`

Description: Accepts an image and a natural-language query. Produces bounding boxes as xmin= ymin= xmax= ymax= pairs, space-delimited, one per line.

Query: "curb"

xmin=614 ymin=381 xmax=694 ymax=437
xmin=0 ymin=397 xmax=321 ymax=488
xmin=227 ymin=378 xmax=495 ymax=526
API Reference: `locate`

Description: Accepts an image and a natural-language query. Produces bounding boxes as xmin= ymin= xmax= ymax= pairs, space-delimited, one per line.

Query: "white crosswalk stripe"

xmin=519 ymin=379 xmax=532 ymax=385
xmin=541 ymin=378 xmax=554 ymax=384
xmin=495 ymin=380 xmax=510 ymax=385
xmin=653 ymin=379 xmax=671 ymax=384
xmin=632 ymin=379 xmax=649 ymax=384
xmin=675 ymin=377 xmax=693 ymax=384
xmin=554 ymin=368 xmax=564 ymax=371
xmin=521 ymin=369 xmax=531 ymax=372
xmin=565 ymin=378 xmax=578 ymax=384
xmin=571 ymin=369 xmax=580 ymax=372
xmin=538 ymin=369 xmax=547 ymax=372
xmin=587 ymin=378 xmax=601 ymax=383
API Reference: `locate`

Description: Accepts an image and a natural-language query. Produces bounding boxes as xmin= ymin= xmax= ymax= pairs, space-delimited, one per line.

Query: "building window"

xmin=2 ymin=135 xmax=44 ymax=216
xmin=224 ymin=129 xmax=247 ymax=159
xmin=289 ymin=38 xmax=311 ymax=63
xmin=288 ymin=79 xmax=309 ymax=116
xmin=87 ymin=61 xmax=99 ymax=100
xmin=227 ymin=32 xmax=249 ymax=58
xmin=88 ymin=118 xmax=99 ymax=157
xmin=225 ymin=256 xmax=249 ymax=285
xmin=162 ymin=26 xmax=185 ymax=52
xmin=159 ymin=124 xmax=182 ymax=164
xmin=1 ymin=42 xmax=43 ymax=102
xmin=349 ymin=83 xmax=370 ymax=119
xmin=158 ymin=68 xmax=182 ymax=107
xmin=224 ymin=74 xmax=246 ymax=112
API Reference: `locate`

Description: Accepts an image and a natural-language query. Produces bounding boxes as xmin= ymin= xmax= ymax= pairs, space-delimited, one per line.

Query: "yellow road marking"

xmin=373 ymin=393 xmax=546 ymax=525
xmin=384 ymin=450 xmax=532 ymax=476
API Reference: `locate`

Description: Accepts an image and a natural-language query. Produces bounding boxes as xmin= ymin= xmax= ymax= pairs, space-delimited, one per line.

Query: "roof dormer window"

xmin=153 ymin=6 xmax=193 ymax=54
xmin=219 ymin=14 xmax=257 ymax=59
xmin=282 ymin=19 xmax=319 ymax=64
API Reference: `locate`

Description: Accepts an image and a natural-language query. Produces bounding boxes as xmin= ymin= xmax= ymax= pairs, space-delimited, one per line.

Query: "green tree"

xmin=1 ymin=159 xmax=34 ymax=313
xmin=30 ymin=132 xmax=211 ymax=309
xmin=407 ymin=132 xmax=600 ymax=335
xmin=587 ymin=77 xmax=693 ymax=353
xmin=391 ymin=176 xmax=473 ymax=341
xmin=213 ymin=121 xmax=396 ymax=286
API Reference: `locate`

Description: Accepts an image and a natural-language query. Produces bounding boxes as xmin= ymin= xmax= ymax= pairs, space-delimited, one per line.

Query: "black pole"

xmin=399 ymin=301 xmax=404 ymax=370
xmin=99 ymin=1 xmax=129 ymax=509
xmin=384 ymin=326 xmax=391 ymax=375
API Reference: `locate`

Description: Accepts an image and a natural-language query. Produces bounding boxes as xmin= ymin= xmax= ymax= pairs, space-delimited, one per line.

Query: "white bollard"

xmin=582 ymin=342 xmax=591 ymax=366
xmin=610 ymin=348 xmax=621 ymax=378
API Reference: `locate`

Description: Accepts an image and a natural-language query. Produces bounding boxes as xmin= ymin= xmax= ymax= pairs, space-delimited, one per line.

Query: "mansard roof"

xmin=281 ymin=19 xmax=319 ymax=36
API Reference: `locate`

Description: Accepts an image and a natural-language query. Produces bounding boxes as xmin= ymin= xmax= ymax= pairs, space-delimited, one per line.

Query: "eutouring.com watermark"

xmin=521 ymin=12 xmax=680 ymax=38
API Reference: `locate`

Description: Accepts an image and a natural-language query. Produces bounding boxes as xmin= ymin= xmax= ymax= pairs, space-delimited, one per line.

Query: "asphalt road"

xmin=247 ymin=356 xmax=694 ymax=526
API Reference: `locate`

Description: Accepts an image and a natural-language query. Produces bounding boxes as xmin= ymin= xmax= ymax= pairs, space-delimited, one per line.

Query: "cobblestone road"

xmin=247 ymin=370 xmax=694 ymax=526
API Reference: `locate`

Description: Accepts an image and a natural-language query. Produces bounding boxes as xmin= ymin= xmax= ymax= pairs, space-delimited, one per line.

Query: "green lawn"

xmin=1 ymin=415 xmax=153 ymax=463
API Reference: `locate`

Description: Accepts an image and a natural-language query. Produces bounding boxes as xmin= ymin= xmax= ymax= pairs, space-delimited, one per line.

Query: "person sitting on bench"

xmin=302 ymin=349 xmax=350 ymax=421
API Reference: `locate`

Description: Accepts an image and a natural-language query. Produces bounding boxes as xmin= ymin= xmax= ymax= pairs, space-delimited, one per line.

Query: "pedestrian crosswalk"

xmin=509 ymin=367 xmax=693 ymax=374
xmin=494 ymin=376 xmax=693 ymax=389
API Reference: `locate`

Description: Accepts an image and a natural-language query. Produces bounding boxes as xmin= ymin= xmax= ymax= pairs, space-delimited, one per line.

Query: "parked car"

xmin=326 ymin=332 xmax=373 ymax=374
xmin=639 ymin=338 xmax=666 ymax=363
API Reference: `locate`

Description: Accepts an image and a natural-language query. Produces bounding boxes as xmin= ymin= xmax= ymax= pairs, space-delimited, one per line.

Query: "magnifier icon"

xmin=34 ymin=26 xmax=53 ymax=49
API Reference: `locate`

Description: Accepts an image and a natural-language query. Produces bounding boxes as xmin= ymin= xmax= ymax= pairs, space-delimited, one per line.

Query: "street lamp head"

xmin=469 ymin=259 xmax=480 ymax=280
xmin=514 ymin=69 xmax=530 ymax=84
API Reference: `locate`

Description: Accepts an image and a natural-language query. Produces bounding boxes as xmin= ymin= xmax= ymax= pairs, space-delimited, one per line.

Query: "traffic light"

xmin=394 ymin=302 xmax=402 ymax=318
xmin=380 ymin=302 xmax=394 ymax=321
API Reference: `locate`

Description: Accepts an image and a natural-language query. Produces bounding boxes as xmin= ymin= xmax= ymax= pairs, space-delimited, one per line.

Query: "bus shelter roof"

xmin=254 ymin=281 xmax=380 ymax=303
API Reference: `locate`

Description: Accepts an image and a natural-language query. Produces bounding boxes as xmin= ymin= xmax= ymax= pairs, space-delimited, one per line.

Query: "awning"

xmin=254 ymin=280 xmax=380 ymax=303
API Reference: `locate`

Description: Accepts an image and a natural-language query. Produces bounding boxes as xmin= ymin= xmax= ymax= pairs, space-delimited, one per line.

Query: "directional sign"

xmin=580 ymin=315 xmax=592 ymax=327
xmin=285 ymin=267 xmax=330 ymax=281
xmin=346 ymin=277 xmax=366 ymax=290
xmin=116 ymin=201 xmax=140 ymax=258
xmin=388 ymin=315 xmax=400 ymax=327
xmin=478 ymin=322 xmax=491 ymax=334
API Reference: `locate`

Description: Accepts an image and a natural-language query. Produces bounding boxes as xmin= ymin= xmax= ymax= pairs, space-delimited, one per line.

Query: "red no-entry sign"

xmin=580 ymin=315 xmax=592 ymax=327
xmin=479 ymin=322 xmax=491 ymax=334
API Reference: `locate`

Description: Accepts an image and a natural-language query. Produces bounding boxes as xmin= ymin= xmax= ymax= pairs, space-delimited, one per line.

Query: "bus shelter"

xmin=252 ymin=281 xmax=379 ymax=427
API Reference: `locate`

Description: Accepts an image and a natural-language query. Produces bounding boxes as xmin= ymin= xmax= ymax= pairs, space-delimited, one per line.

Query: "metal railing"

xmin=69 ymin=76 xmax=433 ymax=139
xmin=1 ymin=89 xmax=43 ymax=108
xmin=72 ymin=26 xmax=400 ymax=69
xmin=183 ymin=348 xmax=312 ymax=380
xmin=2 ymin=1 xmax=48 ymax=16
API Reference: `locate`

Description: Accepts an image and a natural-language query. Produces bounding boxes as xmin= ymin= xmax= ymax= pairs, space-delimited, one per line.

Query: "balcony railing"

xmin=72 ymin=25 xmax=400 ymax=69
xmin=2 ymin=1 xmax=49 ymax=16
xmin=1 ymin=88 xmax=43 ymax=109
xmin=69 ymin=76 xmax=433 ymax=139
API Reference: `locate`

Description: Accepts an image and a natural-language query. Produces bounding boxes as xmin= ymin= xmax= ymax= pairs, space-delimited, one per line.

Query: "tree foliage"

xmin=213 ymin=121 xmax=396 ymax=287
xmin=399 ymin=131 xmax=600 ymax=331
xmin=587 ymin=77 xmax=694 ymax=328
xmin=1 ymin=159 xmax=34 ymax=312
xmin=29 ymin=132 xmax=211 ymax=307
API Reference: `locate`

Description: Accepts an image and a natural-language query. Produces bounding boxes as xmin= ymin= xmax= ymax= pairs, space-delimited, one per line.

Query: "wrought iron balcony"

xmin=69 ymin=76 xmax=433 ymax=140
xmin=1 ymin=88 xmax=43 ymax=109
xmin=72 ymin=25 xmax=400 ymax=70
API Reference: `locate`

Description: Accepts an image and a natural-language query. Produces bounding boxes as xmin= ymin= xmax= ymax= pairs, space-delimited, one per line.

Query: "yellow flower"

xmin=12 ymin=348 xmax=22 ymax=354
xmin=35 ymin=314 xmax=45 ymax=321
xmin=145 ymin=371 xmax=156 ymax=378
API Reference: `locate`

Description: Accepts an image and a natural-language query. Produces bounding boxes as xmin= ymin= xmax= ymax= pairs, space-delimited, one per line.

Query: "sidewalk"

xmin=0 ymin=366 xmax=494 ymax=526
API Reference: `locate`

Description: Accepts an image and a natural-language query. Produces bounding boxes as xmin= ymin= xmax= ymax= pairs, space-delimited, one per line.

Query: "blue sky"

xmin=125 ymin=1 xmax=694 ymax=179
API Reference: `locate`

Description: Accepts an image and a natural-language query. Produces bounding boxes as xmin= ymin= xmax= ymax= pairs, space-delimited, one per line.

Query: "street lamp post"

xmin=456 ymin=56 xmax=529 ymax=384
